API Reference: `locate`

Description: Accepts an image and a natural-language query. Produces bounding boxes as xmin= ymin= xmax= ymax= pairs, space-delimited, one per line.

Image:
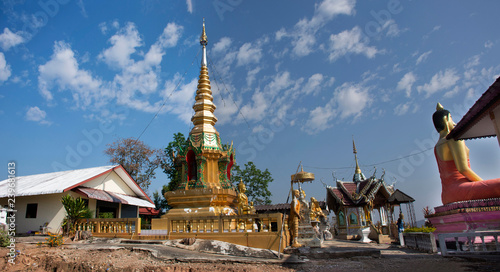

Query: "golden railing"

xmin=156 ymin=213 xmax=288 ymax=251
xmin=75 ymin=218 xmax=141 ymax=237
xmin=166 ymin=213 xmax=282 ymax=234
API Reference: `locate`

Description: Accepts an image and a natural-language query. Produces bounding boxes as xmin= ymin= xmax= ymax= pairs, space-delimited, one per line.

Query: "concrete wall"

xmin=84 ymin=171 xmax=136 ymax=195
xmin=0 ymin=191 xmax=81 ymax=234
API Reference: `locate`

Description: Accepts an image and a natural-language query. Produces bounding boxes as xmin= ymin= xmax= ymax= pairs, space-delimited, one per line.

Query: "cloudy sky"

xmin=1 ymin=0 xmax=499 ymax=221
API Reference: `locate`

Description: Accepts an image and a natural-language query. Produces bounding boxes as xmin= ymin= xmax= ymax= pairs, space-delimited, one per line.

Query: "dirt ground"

xmin=1 ymin=240 xmax=500 ymax=272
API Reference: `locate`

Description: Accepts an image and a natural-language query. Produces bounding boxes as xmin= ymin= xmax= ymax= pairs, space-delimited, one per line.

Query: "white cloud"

xmin=304 ymin=80 xmax=371 ymax=134
xmin=186 ymin=0 xmax=193 ymax=13
xmin=304 ymin=73 xmax=325 ymax=95
xmin=334 ymin=81 xmax=371 ymax=119
xmin=252 ymin=125 xmax=265 ymax=133
xmin=466 ymin=88 xmax=476 ymax=100
xmin=383 ymin=19 xmax=403 ymax=37
xmin=0 ymin=53 xmax=12 ymax=83
xmin=305 ymin=104 xmax=336 ymax=134
xmin=99 ymin=22 xmax=108 ymax=34
xmin=484 ymin=40 xmax=493 ymax=48
xmin=246 ymin=67 xmax=261 ymax=87
xmin=464 ymin=55 xmax=480 ymax=69
xmin=287 ymin=0 xmax=356 ymax=57
xmin=26 ymin=106 xmax=51 ymax=125
xmin=423 ymin=25 xmax=441 ymax=40
xmin=267 ymin=71 xmax=292 ymax=97
xmin=275 ymin=28 xmax=287 ymax=41
xmin=240 ymin=91 xmax=269 ymax=122
xmin=0 ymin=28 xmax=25 ymax=51
xmin=328 ymin=26 xmax=378 ymax=62
xmin=161 ymin=75 xmax=197 ymax=123
xmin=38 ymin=41 xmax=107 ymax=107
xmin=397 ymin=72 xmax=416 ymax=97
xmin=108 ymin=22 xmax=183 ymax=113
xmin=214 ymin=89 xmax=240 ymax=125
xmin=292 ymin=31 xmax=316 ymax=57
xmin=444 ymin=86 xmax=460 ymax=98
xmin=213 ymin=37 xmax=232 ymax=54
xmin=237 ymin=42 xmax=262 ymax=66
xmin=416 ymin=50 xmax=432 ymax=65
xmin=394 ymin=102 xmax=410 ymax=116
xmin=98 ymin=22 xmax=143 ymax=69
xmin=417 ymin=69 xmax=460 ymax=97
xmin=157 ymin=23 xmax=183 ymax=48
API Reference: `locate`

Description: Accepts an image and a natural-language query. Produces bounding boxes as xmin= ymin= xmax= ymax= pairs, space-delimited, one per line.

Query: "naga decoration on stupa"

xmin=163 ymin=20 xmax=238 ymax=217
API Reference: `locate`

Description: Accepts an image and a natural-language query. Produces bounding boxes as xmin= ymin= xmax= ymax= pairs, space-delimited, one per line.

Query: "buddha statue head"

xmin=432 ymin=103 xmax=455 ymax=135
xmin=238 ymin=179 xmax=246 ymax=193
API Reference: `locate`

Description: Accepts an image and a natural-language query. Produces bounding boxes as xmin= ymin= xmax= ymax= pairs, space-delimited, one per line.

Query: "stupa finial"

xmin=200 ymin=18 xmax=207 ymax=45
xmin=200 ymin=18 xmax=208 ymax=67
xmin=353 ymin=138 xmax=362 ymax=176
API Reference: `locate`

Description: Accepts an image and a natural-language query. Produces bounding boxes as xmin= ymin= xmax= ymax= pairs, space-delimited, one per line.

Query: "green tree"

xmin=230 ymin=162 xmax=273 ymax=205
xmin=153 ymin=185 xmax=169 ymax=213
xmin=162 ymin=132 xmax=189 ymax=192
xmin=104 ymin=137 xmax=165 ymax=191
xmin=61 ymin=195 xmax=93 ymax=235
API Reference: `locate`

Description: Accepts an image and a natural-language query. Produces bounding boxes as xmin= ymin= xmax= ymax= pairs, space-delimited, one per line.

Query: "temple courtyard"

xmin=2 ymin=236 xmax=499 ymax=272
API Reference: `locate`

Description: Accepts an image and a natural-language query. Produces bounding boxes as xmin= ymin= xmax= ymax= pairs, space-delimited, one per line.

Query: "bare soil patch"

xmin=1 ymin=240 xmax=499 ymax=272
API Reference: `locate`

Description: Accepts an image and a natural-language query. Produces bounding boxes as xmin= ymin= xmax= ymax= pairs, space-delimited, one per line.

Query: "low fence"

xmin=152 ymin=213 xmax=288 ymax=252
xmin=75 ymin=218 xmax=141 ymax=238
xmin=438 ymin=231 xmax=500 ymax=256
xmin=403 ymin=232 xmax=437 ymax=253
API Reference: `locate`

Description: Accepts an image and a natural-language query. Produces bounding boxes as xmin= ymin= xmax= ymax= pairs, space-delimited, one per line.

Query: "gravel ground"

xmin=1 ymin=236 xmax=499 ymax=272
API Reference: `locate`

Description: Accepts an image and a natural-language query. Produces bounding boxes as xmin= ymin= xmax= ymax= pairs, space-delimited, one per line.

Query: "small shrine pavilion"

xmin=163 ymin=21 xmax=237 ymax=217
xmin=326 ymin=141 xmax=414 ymax=242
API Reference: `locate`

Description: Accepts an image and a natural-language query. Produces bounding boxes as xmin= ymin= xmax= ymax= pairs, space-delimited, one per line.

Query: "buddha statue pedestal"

xmin=426 ymin=198 xmax=500 ymax=242
xmin=297 ymin=222 xmax=322 ymax=248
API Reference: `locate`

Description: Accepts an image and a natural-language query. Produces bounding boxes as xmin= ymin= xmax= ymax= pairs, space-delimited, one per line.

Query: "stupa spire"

xmin=352 ymin=138 xmax=365 ymax=183
xmin=190 ymin=19 xmax=218 ymax=136
xmin=353 ymin=139 xmax=361 ymax=174
xmin=200 ymin=18 xmax=207 ymax=66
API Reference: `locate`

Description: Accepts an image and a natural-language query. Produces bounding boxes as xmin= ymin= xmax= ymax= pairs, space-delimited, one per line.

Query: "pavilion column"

xmin=490 ymin=111 xmax=500 ymax=147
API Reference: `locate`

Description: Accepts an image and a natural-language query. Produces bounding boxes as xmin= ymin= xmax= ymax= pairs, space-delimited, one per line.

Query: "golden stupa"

xmin=163 ymin=20 xmax=238 ymax=217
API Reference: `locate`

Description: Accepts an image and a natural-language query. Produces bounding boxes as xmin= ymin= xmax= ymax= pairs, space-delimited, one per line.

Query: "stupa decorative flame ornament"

xmin=163 ymin=20 xmax=237 ymax=217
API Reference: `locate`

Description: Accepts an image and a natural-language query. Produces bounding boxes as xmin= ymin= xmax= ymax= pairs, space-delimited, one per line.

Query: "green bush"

xmin=98 ymin=212 xmax=114 ymax=218
xmin=0 ymin=230 xmax=10 ymax=247
xmin=403 ymin=226 xmax=436 ymax=233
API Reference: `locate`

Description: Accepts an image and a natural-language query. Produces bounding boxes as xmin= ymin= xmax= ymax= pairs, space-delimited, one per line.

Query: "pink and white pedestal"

xmin=426 ymin=198 xmax=500 ymax=243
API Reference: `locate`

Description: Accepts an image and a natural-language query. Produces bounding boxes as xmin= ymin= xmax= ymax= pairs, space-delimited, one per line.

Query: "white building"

xmin=0 ymin=165 xmax=155 ymax=234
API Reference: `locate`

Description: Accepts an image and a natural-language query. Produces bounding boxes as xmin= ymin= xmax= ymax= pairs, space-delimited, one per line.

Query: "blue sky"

xmin=1 ymin=0 xmax=499 ymax=221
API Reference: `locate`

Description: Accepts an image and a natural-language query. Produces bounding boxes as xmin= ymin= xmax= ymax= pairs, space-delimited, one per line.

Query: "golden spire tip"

xmin=436 ymin=102 xmax=444 ymax=111
xmin=200 ymin=18 xmax=207 ymax=45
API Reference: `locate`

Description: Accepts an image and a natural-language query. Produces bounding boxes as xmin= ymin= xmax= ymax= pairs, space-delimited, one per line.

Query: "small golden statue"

xmin=309 ymin=197 xmax=325 ymax=223
xmin=237 ymin=179 xmax=254 ymax=215
xmin=433 ymin=103 xmax=500 ymax=204
xmin=288 ymin=189 xmax=302 ymax=247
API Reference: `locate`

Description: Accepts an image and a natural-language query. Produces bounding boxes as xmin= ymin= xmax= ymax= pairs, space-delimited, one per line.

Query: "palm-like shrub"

xmin=61 ymin=195 xmax=93 ymax=235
